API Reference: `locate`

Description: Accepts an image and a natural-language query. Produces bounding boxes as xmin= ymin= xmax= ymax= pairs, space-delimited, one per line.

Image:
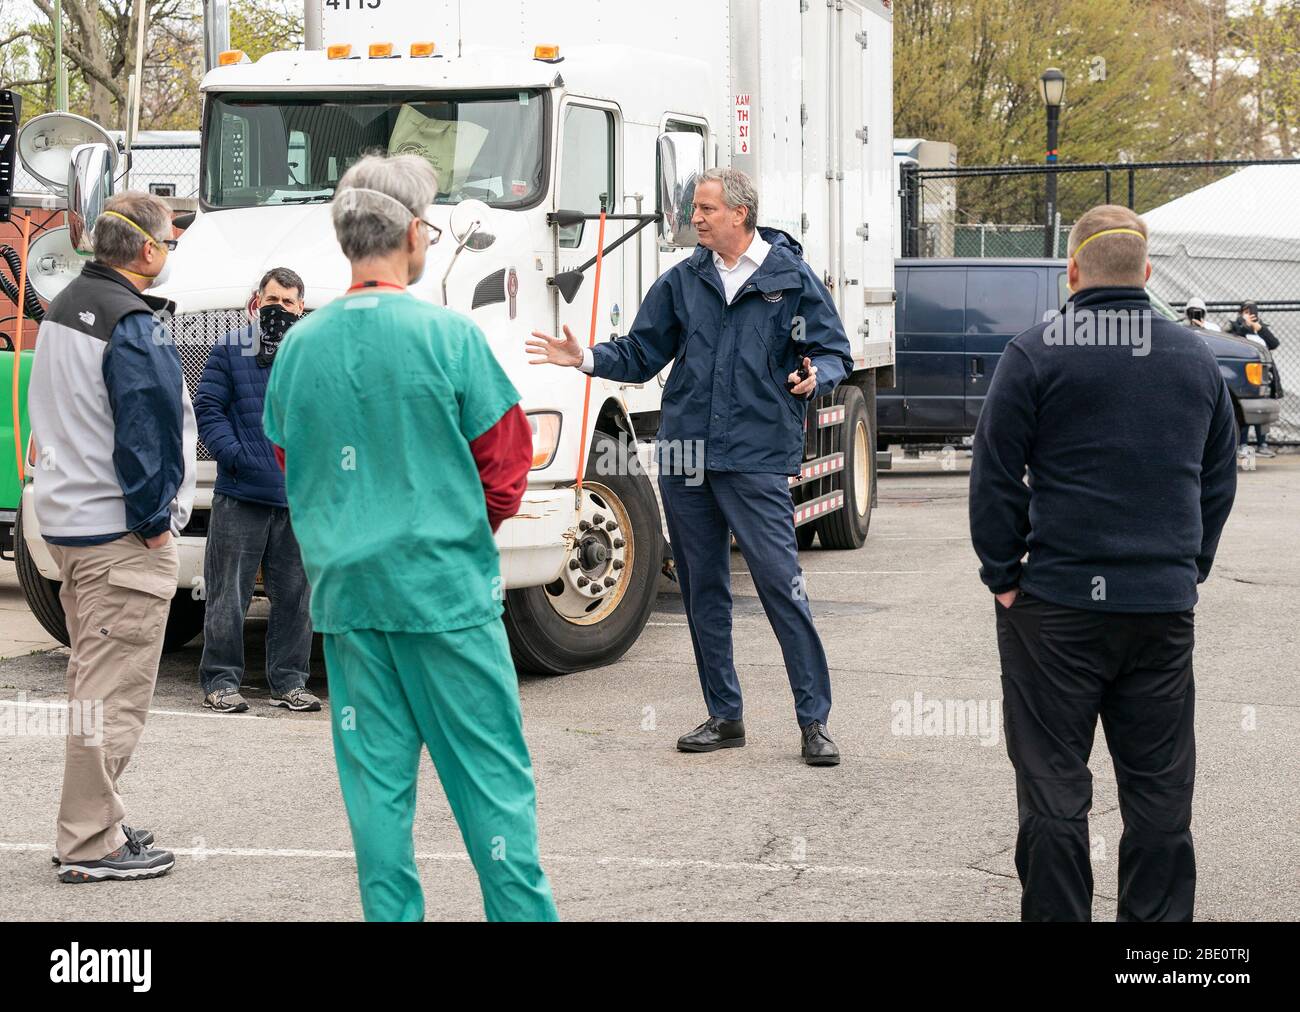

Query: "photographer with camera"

xmin=1226 ymin=301 xmax=1283 ymax=457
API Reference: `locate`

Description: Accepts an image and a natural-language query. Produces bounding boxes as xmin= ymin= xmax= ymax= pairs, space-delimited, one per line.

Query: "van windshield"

xmin=202 ymin=90 xmax=547 ymax=209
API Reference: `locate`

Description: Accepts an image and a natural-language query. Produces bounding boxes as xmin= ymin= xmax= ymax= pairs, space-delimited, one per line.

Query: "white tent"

xmin=1143 ymin=163 xmax=1300 ymax=442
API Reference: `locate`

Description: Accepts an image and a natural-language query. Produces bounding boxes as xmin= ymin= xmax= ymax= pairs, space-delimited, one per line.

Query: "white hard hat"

xmin=1186 ymin=297 xmax=1207 ymax=313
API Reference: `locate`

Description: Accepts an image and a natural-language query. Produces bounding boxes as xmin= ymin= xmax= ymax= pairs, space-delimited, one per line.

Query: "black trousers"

xmin=995 ymin=591 xmax=1197 ymax=921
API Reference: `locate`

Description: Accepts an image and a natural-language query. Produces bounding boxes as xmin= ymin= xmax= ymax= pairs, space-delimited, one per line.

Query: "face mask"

xmin=146 ymin=253 xmax=173 ymax=289
xmin=257 ymin=303 xmax=298 ymax=365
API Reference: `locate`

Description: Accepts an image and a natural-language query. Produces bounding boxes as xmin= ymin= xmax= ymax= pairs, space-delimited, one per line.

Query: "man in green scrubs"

xmin=263 ymin=154 xmax=557 ymax=922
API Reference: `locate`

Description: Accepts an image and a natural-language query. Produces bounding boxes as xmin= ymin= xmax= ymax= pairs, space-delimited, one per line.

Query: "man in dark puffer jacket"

xmin=194 ymin=267 xmax=317 ymax=713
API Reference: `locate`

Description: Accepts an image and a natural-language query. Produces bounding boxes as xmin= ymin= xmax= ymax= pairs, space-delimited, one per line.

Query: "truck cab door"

xmin=555 ymin=100 xmax=624 ymax=396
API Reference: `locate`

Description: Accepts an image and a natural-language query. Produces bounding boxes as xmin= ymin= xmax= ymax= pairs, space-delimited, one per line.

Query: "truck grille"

xmin=170 ymin=309 xmax=248 ymax=461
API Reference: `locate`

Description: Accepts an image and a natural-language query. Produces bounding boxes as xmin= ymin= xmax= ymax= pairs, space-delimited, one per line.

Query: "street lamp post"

xmin=1040 ymin=67 xmax=1066 ymax=257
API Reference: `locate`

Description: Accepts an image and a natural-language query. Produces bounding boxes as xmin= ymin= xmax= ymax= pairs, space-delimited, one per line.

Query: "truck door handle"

xmin=970 ymin=357 xmax=984 ymax=380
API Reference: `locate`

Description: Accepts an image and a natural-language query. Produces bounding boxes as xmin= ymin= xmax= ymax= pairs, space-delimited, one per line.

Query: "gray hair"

xmin=332 ymin=153 xmax=439 ymax=261
xmin=92 ymin=191 xmax=173 ymax=268
xmin=699 ymin=166 xmax=758 ymax=231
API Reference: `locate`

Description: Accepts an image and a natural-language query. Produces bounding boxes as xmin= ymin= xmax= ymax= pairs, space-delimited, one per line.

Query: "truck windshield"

xmin=202 ymin=90 xmax=546 ymax=209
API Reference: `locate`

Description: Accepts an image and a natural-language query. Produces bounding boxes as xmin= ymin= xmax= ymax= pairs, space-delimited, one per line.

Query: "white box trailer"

xmin=17 ymin=0 xmax=896 ymax=673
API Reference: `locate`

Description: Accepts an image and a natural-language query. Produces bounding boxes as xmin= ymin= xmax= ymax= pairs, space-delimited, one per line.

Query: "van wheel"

xmin=14 ymin=503 xmax=70 ymax=646
xmin=503 ymin=431 xmax=662 ymax=675
xmin=16 ymin=504 xmax=205 ymax=653
xmin=818 ymin=382 xmax=874 ymax=549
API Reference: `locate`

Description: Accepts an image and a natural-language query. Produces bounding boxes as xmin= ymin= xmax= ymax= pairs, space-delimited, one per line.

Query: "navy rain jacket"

xmin=590 ymin=228 xmax=854 ymax=475
xmin=194 ymin=325 xmax=287 ymax=507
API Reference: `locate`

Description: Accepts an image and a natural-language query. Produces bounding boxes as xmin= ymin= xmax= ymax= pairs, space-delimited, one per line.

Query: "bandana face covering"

xmin=257 ymin=303 xmax=298 ymax=365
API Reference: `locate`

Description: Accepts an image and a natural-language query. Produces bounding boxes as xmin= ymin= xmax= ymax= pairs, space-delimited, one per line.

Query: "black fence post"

xmin=899 ymin=162 xmax=920 ymax=258
xmin=1104 ymin=168 xmax=1112 ymax=207
xmin=1127 ymin=166 xmax=1136 ymax=209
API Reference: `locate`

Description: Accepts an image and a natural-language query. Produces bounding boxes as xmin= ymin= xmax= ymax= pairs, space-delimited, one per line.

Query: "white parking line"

xmin=733 ymin=570 xmax=964 ymax=576
xmin=0 ymin=841 xmax=990 ymax=879
xmin=0 ymin=697 xmax=268 ymax=720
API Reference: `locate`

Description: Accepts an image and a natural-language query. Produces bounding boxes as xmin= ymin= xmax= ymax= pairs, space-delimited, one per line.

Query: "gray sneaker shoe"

xmin=203 ymin=689 xmax=249 ymax=713
xmin=50 ymin=824 xmax=153 ymax=867
xmin=270 ymin=686 xmax=321 ymax=712
xmin=57 ymin=837 xmax=174 ymax=883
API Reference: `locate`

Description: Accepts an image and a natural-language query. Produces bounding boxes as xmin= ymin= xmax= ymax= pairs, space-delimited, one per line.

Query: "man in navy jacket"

xmin=194 ymin=267 xmax=316 ymax=713
xmin=529 ymin=168 xmax=854 ymax=765
xmin=970 ymin=205 xmax=1239 ymax=921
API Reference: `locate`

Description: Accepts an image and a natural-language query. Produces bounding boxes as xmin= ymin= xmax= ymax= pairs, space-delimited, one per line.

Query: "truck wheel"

xmin=16 ymin=504 xmax=205 ymax=653
xmin=796 ymin=523 xmax=818 ymax=550
xmin=819 ymin=382 xmax=874 ymax=549
xmin=162 ymin=593 xmax=206 ymax=652
xmin=14 ymin=503 xmax=70 ymax=647
xmin=503 ymin=431 xmax=663 ymax=675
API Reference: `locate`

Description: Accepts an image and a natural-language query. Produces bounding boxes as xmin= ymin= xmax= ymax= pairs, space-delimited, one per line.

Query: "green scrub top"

xmin=263 ymin=291 xmax=522 ymax=635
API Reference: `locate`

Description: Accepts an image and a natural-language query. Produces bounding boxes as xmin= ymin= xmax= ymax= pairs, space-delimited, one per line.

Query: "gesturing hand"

xmin=526 ymin=325 xmax=585 ymax=368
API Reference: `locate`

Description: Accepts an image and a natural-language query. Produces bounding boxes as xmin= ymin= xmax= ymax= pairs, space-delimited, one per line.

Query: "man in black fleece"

xmin=969 ymin=204 xmax=1239 ymax=922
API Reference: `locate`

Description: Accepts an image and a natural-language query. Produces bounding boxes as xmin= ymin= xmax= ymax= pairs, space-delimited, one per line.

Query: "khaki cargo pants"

xmin=47 ymin=535 xmax=178 ymax=863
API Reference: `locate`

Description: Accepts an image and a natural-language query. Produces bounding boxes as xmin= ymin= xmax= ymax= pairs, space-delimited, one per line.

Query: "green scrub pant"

xmin=323 ymin=621 xmax=558 ymax=922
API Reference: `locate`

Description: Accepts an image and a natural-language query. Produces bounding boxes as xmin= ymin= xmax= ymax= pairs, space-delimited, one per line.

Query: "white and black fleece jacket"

xmin=28 ymin=261 xmax=197 ymax=545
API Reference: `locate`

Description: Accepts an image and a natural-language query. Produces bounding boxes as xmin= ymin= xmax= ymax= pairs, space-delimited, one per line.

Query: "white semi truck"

xmin=15 ymin=0 xmax=897 ymax=674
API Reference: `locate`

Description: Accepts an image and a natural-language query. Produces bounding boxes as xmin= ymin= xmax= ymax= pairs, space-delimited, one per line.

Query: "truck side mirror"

xmin=67 ymin=143 xmax=116 ymax=255
xmin=657 ymin=131 xmax=705 ymax=248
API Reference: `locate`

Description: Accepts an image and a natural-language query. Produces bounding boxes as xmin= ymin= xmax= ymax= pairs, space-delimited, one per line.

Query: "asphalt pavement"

xmin=1 ymin=452 xmax=1296 ymax=921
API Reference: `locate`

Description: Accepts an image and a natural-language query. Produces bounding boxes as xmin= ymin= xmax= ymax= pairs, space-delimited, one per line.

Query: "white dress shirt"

xmin=579 ymin=231 xmax=771 ymax=374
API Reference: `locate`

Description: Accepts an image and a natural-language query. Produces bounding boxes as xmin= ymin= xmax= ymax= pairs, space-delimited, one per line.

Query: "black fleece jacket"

xmin=969 ymin=286 xmax=1239 ymax=613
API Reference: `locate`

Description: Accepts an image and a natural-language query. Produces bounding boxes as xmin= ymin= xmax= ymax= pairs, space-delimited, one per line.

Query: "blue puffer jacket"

xmin=591 ymin=228 xmax=854 ymax=475
xmin=193 ymin=326 xmax=286 ymax=507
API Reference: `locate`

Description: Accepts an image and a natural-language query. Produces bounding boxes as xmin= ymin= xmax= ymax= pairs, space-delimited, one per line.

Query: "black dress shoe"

xmin=677 ymin=716 xmax=746 ymax=752
xmin=801 ymin=722 xmax=840 ymax=766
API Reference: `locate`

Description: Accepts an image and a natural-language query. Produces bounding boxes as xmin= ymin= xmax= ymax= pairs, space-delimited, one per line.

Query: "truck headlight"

xmin=528 ymin=411 xmax=562 ymax=470
xmin=1245 ymin=362 xmax=1263 ymax=386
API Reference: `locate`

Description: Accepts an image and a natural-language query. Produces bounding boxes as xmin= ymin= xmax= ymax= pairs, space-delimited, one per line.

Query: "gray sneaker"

xmin=270 ymin=686 xmax=321 ymax=712
xmin=203 ymin=689 xmax=249 ymax=713
xmin=50 ymin=824 xmax=152 ymax=867
xmin=57 ymin=837 xmax=174 ymax=883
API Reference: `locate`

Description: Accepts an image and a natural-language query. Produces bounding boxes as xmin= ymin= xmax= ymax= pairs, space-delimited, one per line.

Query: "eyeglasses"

xmin=153 ymin=237 xmax=179 ymax=252
xmin=419 ymin=217 xmax=443 ymax=246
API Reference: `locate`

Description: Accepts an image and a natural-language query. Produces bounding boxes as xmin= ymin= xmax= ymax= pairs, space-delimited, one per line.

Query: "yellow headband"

xmin=101 ymin=210 xmax=168 ymax=249
xmin=1072 ymin=227 xmax=1146 ymax=259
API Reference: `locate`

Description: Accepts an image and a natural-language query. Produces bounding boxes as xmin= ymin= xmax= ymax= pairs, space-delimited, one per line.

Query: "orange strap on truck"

xmin=10 ymin=210 xmax=30 ymax=484
xmin=572 ymin=202 xmax=608 ymax=500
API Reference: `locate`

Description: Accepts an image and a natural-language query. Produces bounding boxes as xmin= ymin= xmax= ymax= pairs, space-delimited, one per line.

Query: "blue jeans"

xmin=659 ymin=471 xmax=833 ymax=726
xmin=199 ymin=493 xmax=313 ymax=696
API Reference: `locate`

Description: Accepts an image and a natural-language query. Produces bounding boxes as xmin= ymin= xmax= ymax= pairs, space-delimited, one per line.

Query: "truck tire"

xmin=503 ymin=430 xmax=663 ymax=675
xmin=14 ymin=503 xmax=69 ymax=647
xmin=162 ymin=593 xmax=206 ymax=652
xmin=819 ymin=382 xmax=874 ymax=549
xmin=15 ymin=504 xmax=205 ymax=653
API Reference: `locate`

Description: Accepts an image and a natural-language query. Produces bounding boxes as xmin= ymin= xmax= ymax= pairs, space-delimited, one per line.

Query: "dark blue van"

xmin=881 ymin=258 xmax=1281 ymax=447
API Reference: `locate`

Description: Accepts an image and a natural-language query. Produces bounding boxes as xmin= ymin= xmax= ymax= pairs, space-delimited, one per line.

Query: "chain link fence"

xmin=902 ymin=158 xmax=1300 ymax=443
xmin=13 ymin=143 xmax=200 ymax=200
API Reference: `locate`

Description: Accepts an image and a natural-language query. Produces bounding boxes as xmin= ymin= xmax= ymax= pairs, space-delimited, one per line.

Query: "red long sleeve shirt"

xmin=272 ymin=403 xmax=532 ymax=533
